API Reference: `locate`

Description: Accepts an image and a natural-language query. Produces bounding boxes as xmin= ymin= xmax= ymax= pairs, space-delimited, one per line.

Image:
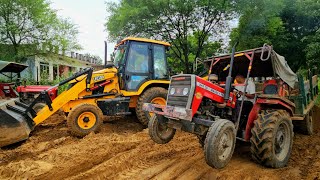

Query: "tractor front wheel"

xmin=136 ymin=87 xmax=167 ymax=126
xmin=204 ymin=119 xmax=236 ymax=169
xmin=148 ymin=115 xmax=176 ymax=144
xmin=67 ymin=104 xmax=103 ymax=137
xmin=250 ymin=110 xmax=293 ymax=168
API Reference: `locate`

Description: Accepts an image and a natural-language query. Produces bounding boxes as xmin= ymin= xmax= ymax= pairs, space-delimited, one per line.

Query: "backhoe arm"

xmin=31 ymin=68 xmax=94 ymax=125
xmin=33 ymin=79 xmax=89 ymax=125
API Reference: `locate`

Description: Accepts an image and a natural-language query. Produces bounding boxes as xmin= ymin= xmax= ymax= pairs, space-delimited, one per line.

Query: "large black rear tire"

xmin=204 ymin=119 xmax=236 ymax=169
xmin=136 ymin=87 xmax=167 ymax=126
xmin=148 ymin=115 xmax=176 ymax=144
xmin=250 ymin=110 xmax=293 ymax=168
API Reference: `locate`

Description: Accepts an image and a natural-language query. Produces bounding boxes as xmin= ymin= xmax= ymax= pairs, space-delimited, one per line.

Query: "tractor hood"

xmin=0 ymin=60 xmax=28 ymax=73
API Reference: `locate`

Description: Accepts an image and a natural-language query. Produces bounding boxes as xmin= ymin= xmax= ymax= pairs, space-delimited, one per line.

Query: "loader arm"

xmin=0 ymin=68 xmax=94 ymax=147
xmin=33 ymin=78 xmax=89 ymax=125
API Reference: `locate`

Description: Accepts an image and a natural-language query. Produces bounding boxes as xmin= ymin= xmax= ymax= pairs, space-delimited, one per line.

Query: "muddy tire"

xmin=67 ymin=104 xmax=103 ymax=137
xmin=300 ymin=108 xmax=314 ymax=135
xmin=148 ymin=115 xmax=176 ymax=144
xmin=33 ymin=102 xmax=46 ymax=113
xmin=136 ymin=87 xmax=167 ymax=126
xmin=250 ymin=110 xmax=293 ymax=168
xmin=204 ymin=119 xmax=236 ymax=169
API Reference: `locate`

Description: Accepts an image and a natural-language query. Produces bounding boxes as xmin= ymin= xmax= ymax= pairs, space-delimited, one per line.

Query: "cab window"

xmin=153 ymin=45 xmax=167 ymax=79
xmin=126 ymin=42 xmax=149 ymax=73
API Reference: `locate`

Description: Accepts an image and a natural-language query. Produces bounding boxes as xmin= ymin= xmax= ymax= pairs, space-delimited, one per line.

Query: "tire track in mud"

xmin=1 ymin=107 xmax=320 ymax=179
xmin=69 ymin=131 xmax=201 ymax=180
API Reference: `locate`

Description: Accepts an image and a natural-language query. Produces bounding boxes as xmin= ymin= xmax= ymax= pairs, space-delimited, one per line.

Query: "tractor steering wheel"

xmin=232 ymin=88 xmax=242 ymax=99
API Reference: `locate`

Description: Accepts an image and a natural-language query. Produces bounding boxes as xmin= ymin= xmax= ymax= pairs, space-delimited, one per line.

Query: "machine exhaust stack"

xmin=104 ymin=41 xmax=108 ymax=67
xmin=224 ymin=42 xmax=238 ymax=101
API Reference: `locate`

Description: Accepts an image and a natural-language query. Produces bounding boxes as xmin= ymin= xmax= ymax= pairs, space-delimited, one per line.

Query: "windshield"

xmin=113 ymin=45 xmax=126 ymax=67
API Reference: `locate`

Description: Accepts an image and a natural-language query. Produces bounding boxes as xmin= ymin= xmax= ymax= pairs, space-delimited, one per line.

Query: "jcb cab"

xmin=144 ymin=45 xmax=318 ymax=169
xmin=0 ymin=37 xmax=170 ymax=147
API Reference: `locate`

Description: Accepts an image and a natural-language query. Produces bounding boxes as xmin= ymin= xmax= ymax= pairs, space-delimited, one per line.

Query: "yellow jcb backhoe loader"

xmin=0 ymin=37 xmax=170 ymax=147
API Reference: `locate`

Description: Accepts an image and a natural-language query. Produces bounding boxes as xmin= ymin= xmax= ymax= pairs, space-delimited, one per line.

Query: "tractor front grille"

xmin=167 ymin=76 xmax=193 ymax=108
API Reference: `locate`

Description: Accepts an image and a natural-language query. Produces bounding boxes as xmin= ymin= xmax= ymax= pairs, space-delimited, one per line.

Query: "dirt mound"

xmin=1 ymin=107 xmax=320 ymax=179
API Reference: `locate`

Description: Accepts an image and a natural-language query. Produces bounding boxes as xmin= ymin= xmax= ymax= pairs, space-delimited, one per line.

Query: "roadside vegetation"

xmin=106 ymin=0 xmax=320 ymax=74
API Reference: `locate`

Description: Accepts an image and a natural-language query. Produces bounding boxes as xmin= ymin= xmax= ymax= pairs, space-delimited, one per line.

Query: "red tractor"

xmin=0 ymin=61 xmax=58 ymax=111
xmin=143 ymin=45 xmax=318 ymax=169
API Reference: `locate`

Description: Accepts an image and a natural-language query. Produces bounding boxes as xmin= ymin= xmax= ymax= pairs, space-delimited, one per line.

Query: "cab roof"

xmin=115 ymin=37 xmax=170 ymax=47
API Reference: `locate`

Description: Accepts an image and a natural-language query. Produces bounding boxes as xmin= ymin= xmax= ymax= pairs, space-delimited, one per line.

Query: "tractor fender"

xmin=255 ymin=98 xmax=294 ymax=115
xmin=244 ymin=98 xmax=294 ymax=141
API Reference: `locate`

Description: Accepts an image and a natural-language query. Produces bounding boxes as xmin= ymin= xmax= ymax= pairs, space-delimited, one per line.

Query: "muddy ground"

xmin=1 ymin=108 xmax=320 ymax=180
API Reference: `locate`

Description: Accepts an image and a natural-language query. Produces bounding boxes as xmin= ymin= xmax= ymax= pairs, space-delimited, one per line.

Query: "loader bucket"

xmin=0 ymin=99 xmax=33 ymax=148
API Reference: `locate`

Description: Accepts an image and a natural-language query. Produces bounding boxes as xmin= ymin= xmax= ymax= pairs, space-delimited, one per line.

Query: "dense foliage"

xmin=231 ymin=0 xmax=320 ymax=72
xmin=106 ymin=0 xmax=235 ymax=73
xmin=107 ymin=0 xmax=320 ymax=73
xmin=0 ymin=0 xmax=81 ymax=62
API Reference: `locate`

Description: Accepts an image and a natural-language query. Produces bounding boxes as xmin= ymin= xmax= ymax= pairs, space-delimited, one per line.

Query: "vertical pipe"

xmin=104 ymin=41 xmax=108 ymax=67
xmin=224 ymin=42 xmax=238 ymax=101
xmin=235 ymin=51 xmax=255 ymax=131
xmin=36 ymin=66 xmax=39 ymax=85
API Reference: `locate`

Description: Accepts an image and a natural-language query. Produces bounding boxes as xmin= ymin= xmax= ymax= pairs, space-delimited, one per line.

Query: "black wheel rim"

xmin=275 ymin=122 xmax=290 ymax=161
xmin=157 ymin=122 xmax=172 ymax=138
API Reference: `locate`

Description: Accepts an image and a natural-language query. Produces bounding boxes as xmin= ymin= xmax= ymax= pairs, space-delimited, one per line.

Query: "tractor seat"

xmin=263 ymin=80 xmax=278 ymax=94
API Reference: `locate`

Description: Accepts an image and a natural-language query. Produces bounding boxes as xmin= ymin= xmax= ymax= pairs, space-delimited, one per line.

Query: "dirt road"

xmin=1 ymin=108 xmax=320 ymax=180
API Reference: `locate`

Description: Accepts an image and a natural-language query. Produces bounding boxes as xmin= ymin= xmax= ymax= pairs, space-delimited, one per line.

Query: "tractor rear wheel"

xmin=204 ymin=119 xmax=236 ymax=169
xmin=148 ymin=115 xmax=176 ymax=144
xmin=67 ymin=104 xmax=103 ymax=137
xmin=250 ymin=110 xmax=293 ymax=168
xmin=300 ymin=108 xmax=314 ymax=135
xmin=136 ymin=87 xmax=167 ymax=126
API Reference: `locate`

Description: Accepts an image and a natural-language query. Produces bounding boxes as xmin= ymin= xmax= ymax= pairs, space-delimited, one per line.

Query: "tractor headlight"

xmin=182 ymin=88 xmax=189 ymax=95
xmin=170 ymin=88 xmax=175 ymax=95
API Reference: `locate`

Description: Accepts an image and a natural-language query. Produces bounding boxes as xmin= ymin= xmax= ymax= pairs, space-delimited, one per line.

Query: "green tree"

xmin=106 ymin=0 xmax=235 ymax=73
xmin=231 ymin=0 xmax=320 ymax=71
xmin=0 ymin=0 xmax=81 ymax=62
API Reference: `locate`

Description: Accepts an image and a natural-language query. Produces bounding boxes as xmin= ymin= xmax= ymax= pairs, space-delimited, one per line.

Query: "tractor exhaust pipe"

xmin=104 ymin=41 xmax=108 ymax=67
xmin=224 ymin=42 xmax=238 ymax=101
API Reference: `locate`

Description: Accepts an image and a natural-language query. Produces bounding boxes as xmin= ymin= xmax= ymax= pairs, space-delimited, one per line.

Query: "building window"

xmin=40 ymin=62 xmax=49 ymax=80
